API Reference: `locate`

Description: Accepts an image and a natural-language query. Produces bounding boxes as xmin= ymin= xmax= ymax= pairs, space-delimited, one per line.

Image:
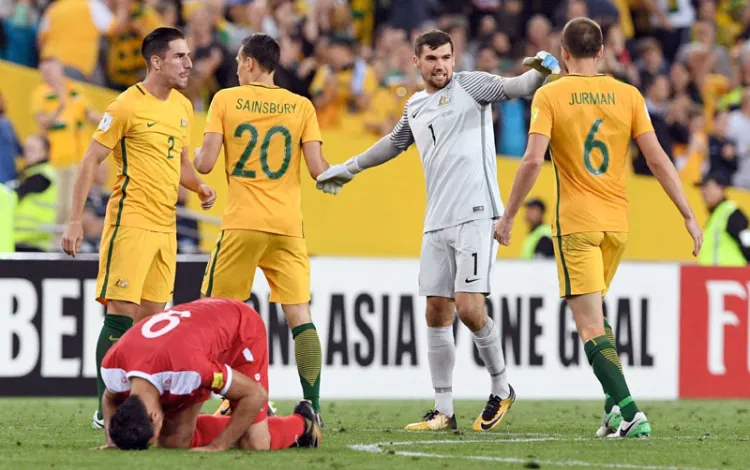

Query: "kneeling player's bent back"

xmin=99 ymin=298 xmax=320 ymax=451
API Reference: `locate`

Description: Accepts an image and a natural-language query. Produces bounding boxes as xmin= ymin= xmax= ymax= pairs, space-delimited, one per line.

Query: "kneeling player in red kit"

xmin=99 ymin=298 xmax=321 ymax=451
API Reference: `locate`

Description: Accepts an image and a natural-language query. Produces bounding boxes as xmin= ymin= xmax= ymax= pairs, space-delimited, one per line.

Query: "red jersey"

xmin=101 ymin=298 xmax=268 ymax=412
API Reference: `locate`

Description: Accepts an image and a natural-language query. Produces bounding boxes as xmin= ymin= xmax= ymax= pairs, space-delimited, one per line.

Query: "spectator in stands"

xmin=633 ymin=75 xmax=688 ymax=175
xmin=676 ymin=20 xmax=732 ymax=79
xmin=310 ymin=35 xmax=377 ymax=128
xmin=274 ymin=34 xmax=317 ymax=98
xmin=80 ymin=160 xmax=110 ymax=253
xmin=645 ymin=0 xmax=695 ymax=63
xmin=727 ymin=90 xmax=750 ymax=188
xmin=525 ymin=14 xmax=553 ymax=58
xmin=598 ymin=21 xmax=639 ymax=86
xmin=13 ymin=134 xmax=57 ymax=253
xmin=106 ymin=0 xmax=163 ymax=91
xmin=708 ymin=110 xmax=738 ymax=179
xmin=520 ymin=198 xmax=553 ymax=260
xmin=184 ymin=6 xmax=232 ymax=111
xmin=37 ymin=0 xmax=128 ymax=83
xmin=32 ymin=57 xmax=101 ymax=248
xmin=636 ymin=38 xmax=668 ymax=89
xmin=0 ymin=91 xmax=21 ymax=185
xmin=670 ymin=61 xmax=703 ymax=107
xmin=0 ymin=180 xmax=15 ymax=253
xmin=0 ymin=0 xmax=40 ymax=67
xmin=697 ymin=171 xmax=750 ymax=266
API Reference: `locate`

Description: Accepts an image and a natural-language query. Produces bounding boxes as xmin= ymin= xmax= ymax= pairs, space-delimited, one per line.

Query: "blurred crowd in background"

xmin=2 ymin=0 xmax=750 ymax=254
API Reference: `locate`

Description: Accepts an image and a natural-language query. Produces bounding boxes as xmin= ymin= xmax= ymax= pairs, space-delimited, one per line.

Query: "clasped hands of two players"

xmin=315 ymin=51 xmax=561 ymax=195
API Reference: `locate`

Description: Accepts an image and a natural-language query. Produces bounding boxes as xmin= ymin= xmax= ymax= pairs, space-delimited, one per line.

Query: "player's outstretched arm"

xmin=493 ymin=133 xmax=550 ymax=245
xmin=315 ymin=108 xmax=410 ymax=195
xmin=191 ymin=370 xmax=268 ymax=452
xmin=61 ymin=141 xmax=111 ymax=257
xmin=458 ymin=52 xmax=559 ymax=104
xmin=635 ymin=131 xmax=703 ymax=256
xmin=180 ymin=147 xmax=216 ymax=210
xmin=194 ymin=132 xmax=222 ymax=175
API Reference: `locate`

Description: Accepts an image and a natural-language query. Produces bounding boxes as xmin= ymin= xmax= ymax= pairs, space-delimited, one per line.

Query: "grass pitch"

xmin=0 ymin=398 xmax=747 ymax=469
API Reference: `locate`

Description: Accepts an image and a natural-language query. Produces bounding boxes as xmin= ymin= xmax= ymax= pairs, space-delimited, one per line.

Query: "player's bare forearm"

xmin=70 ymin=141 xmax=110 ymax=223
xmin=302 ymin=140 xmax=329 ymax=179
xmin=194 ymin=132 xmax=222 ymax=174
xmin=101 ymin=391 xmax=117 ymax=447
xmin=180 ymin=148 xmax=206 ymax=193
xmin=504 ymin=134 xmax=548 ymax=219
xmin=636 ymin=132 xmax=695 ymax=220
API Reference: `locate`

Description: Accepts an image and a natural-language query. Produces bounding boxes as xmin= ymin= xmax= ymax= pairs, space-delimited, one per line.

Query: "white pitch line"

xmin=348 ymin=442 xmax=724 ymax=470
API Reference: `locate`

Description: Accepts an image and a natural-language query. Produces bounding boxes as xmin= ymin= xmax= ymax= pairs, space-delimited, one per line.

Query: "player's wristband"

xmin=345 ymin=157 xmax=363 ymax=175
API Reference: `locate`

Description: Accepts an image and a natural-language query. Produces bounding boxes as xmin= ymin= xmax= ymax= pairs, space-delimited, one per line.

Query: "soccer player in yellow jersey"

xmin=193 ymin=34 xmax=331 ymax=423
xmin=60 ymin=27 xmax=217 ymax=429
xmin=494 ymin=17 xmax=703 ymax=439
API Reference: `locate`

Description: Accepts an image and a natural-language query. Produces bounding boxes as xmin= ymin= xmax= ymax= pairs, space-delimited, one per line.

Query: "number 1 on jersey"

xmin=428 ymin=123 xmax=436 ymax=144
xmin=583 ymin=119 xmax=609 ymax=176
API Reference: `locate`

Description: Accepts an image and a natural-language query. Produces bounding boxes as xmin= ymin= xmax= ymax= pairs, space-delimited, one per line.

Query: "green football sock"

xmin=292 ymin=323 xmax=322 ymax=413
xmin=584 ymin=335 xmax=640 ymax=422
xmin=603 ymin=319 xmax=617 ymax=414
xmin=96 ymin=314 xmax=133 ymax=418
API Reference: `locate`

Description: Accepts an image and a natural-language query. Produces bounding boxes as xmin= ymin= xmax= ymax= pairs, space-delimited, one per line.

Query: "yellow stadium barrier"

xmin=3 ymin=59 xmax=749 ymax=261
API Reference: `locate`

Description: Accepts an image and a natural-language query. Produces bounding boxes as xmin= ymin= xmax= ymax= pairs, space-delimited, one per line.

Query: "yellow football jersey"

xmin=31 ymin=81 xmax=89 ymax=168
xmin=529 ymin=74 xmax=654 ymax=235
xmin=205 ymin=83 xmax=322 ymax=238
xmin=93 ymin=83 xmax=193 ymax=232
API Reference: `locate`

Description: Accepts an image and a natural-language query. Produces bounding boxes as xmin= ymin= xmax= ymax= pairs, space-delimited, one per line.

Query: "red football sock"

xmin=268 ymin=415 xmax=306 ymax=450
xmin=190 ymin=415 xmax=229 ymax=448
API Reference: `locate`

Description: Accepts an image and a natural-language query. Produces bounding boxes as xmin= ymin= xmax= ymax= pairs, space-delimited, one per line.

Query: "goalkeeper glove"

xmin=522 ymin=51 xmax=561 ymax=77
xmin=315 ymin=157 xmax=361 ymax=195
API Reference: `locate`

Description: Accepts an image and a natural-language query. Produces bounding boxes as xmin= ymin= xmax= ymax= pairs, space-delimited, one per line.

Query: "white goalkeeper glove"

xmin=315 ymin=157 xmax=361 ymax=195
xmin=523 ymin=51 xmax=561 ymax=77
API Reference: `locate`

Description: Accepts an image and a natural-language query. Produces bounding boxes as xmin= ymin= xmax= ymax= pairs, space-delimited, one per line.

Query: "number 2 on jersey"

xmin=232 ymin=123 xmax=292 ymax=180
xmin=583 ymin=119 xmax=609 ymax=176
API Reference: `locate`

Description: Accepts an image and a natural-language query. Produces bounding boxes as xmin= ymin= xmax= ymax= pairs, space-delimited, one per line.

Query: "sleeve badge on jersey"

xmin=531 ymin=107 xmax=539 ymax=123
xmin=211 ymin=372 xmax=225 ymax=390
xmin=98 ymin=113 xmax=113 ymax=131
xmin=181 ymin=118 xmax=188 ymax=128
xmin=645 ymin=104 xmax=651 ymax=121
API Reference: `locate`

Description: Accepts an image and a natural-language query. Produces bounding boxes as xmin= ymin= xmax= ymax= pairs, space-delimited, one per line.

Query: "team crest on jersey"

xmin=180 ymin=119 xmax=188 ymax=128
xmin=438 ymin=95 xmax=451 ymax=106
xmin=212 ymin=372 xmax=224 ymax=390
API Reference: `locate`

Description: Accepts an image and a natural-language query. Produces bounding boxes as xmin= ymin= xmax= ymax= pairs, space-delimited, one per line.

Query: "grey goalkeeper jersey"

xmin=390 ymin=71 xmax=524 ymax=233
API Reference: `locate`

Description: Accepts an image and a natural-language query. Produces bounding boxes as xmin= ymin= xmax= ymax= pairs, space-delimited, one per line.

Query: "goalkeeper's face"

xmin=415 ymin=43 xmax=454 ymax=91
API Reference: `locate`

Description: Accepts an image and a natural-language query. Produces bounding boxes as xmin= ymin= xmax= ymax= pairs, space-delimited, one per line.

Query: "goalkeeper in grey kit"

xmin=316 ymin=29 xmax=560 ymax=431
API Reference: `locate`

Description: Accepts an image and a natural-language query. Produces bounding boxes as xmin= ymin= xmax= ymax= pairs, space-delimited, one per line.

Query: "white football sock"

xmin=472 ymin=316 xmax=510 ymax=399
xmin=428 ymin=325 xmax=455 ymax=417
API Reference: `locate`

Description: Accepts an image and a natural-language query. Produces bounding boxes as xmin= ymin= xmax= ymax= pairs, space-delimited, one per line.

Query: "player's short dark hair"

xmin=141 ymin=27 xmax=185 ymax=67
xmin=414 ymin=29 xmax=454 ymax=57
xmin=109 ymin=395 xmax=154 ymax=450
xmin=240 ymin=33 xmax=280 ymax=73
xmin=562 ymin=17 xmax=603 ymax=59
